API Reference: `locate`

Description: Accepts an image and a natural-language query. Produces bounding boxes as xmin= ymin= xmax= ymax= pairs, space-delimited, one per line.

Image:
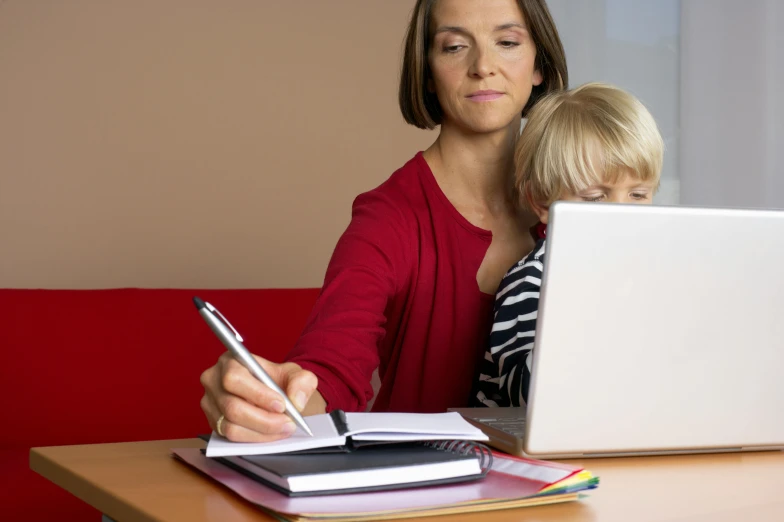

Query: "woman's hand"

xmin=200 ymin=352 xmax=324 ymax=442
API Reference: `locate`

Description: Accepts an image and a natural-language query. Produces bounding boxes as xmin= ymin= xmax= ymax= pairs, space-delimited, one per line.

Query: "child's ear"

xmin=530 ymin=200 xmax=551 ymax=224
xmin=525 ymin=188 xmax=551 ymax=224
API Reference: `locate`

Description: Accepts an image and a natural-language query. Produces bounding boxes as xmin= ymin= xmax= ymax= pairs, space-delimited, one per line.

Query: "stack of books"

xmin=173 ymin=411 xmax=598 ymax=520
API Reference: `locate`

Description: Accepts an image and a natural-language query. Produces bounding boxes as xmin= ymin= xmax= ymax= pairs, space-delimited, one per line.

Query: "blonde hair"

xmin=514 ymin=82 xmax=663 ymax=208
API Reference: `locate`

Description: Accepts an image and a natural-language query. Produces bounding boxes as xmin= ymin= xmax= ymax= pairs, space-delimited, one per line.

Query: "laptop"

xmin=452 ymin=202 xmax=784 ymax=458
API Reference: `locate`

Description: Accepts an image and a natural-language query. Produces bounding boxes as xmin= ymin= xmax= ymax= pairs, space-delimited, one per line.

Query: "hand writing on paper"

xmin=200 ymin=352 xmax=325 ymax=442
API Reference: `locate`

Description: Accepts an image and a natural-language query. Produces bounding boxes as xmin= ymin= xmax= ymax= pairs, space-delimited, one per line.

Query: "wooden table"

xmin=30 ymin=438 xmax=784 ymax=522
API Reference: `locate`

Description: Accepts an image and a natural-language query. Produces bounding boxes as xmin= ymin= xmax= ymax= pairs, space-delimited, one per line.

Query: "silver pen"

xmin=192 ymin=296 xmax=314 ymax=437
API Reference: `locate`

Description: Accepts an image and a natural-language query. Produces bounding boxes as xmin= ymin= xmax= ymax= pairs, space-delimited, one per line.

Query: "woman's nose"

xmin=468 ymin=45 xmax=496 ymax=78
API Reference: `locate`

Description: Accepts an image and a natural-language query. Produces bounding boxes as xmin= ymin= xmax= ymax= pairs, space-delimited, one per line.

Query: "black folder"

xmin=199 ymin=436 xmax=492 ymax=497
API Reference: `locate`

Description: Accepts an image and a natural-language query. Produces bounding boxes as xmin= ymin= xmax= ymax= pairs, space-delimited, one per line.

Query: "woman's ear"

xmin=532 ymin=68 xmax=543 ymax=87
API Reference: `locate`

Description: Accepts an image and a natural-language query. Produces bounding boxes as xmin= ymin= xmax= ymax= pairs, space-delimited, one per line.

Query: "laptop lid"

xmin=524 ymin=202 xmax=784 ymax=458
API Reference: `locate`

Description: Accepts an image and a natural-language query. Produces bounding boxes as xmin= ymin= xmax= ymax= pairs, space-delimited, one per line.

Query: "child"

xmin=472 ymin=82 xmax=664 ymax=408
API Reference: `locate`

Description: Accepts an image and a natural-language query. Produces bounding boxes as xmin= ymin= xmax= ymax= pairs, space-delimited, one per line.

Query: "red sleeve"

xmin=286 ymin=189 xmax=410 ymax=412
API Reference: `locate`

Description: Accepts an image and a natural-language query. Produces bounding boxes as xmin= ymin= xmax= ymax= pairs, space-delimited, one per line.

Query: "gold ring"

xmin=216 ymin=414 xmax=226 ymax=437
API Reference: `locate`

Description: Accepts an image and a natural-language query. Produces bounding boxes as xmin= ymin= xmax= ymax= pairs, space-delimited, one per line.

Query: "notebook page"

xmin=344 ymin=412 xmax=489 ymax=441
xmin=350 ymin=432 xmax=488 ymax=442
xmin=205 ymin=413 xmax=344 ymax=457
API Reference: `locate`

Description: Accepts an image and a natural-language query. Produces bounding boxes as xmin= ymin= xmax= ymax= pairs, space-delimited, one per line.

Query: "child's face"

xmin=533 ymin=171 xmax=657 ymax=224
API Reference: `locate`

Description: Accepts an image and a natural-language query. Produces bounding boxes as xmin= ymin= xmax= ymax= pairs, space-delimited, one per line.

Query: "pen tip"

xmin=192 ymin=296 xmax=206 ymax=310
xmin=298 ymin=420 xmax=314 ymax=437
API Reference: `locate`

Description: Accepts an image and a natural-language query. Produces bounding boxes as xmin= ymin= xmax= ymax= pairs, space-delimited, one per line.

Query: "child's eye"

xmin=631 ymin=192 xmax=650 ymax=200
xmin=582 ymin=194 xmax=605 ymax=202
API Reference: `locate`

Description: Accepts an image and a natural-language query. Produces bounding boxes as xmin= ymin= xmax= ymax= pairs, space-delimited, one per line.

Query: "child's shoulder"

xmin=493 ymin=239 xmax=547 ymax=302
xmin=496 ymin=239 xmax=545 ymax=299
xmin=506 ymin=238 xmax=547 ymax=276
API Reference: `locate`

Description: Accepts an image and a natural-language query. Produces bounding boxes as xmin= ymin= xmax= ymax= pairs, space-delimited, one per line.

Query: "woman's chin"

xmin=460 ymin=117 xmax=519 ymax=135
xmin=441 ymin=107 xmax=522 ymax=136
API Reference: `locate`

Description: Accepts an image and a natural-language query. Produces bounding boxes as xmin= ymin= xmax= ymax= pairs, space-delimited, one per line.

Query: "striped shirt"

xmin=472 ymin=238 xmax=546 ymax=408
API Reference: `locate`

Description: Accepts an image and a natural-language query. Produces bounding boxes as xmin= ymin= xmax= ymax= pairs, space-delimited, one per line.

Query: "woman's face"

xmin=428 ymin=0 xmax=543 ymax=134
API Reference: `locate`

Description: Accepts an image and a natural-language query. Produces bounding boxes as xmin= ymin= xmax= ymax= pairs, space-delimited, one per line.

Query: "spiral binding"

xmin=423 ymin=439 xmax=493 ymax=475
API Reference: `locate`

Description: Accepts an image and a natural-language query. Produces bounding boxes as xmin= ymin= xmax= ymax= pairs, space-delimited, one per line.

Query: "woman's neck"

xmin=423 ymin=119 xmax=520 ymax=214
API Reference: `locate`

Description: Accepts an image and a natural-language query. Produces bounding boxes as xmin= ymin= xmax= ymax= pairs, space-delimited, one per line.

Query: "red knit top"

xmin=287 ymin=152 xmax=495 ymax=413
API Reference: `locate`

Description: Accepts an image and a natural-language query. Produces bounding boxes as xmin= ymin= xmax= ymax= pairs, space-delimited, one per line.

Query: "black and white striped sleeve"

xmin=473 ymin=240 xmax=546 ymax=408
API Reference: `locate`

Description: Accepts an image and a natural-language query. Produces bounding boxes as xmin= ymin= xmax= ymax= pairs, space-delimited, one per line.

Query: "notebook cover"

xmin=213 ymin=442 xmax=490 ymax=497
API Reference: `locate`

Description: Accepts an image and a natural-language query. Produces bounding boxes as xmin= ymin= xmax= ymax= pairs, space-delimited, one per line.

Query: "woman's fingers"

xmin=282 ymin=363 xmax=319 ymax=412
xmin=218 ymin=393 xmax=298 ymax=441
xmin=199 ymin=391 xmax=222 ymax=432
xmin=213 ymin=419 xmax=293 ymax=443
xmin=201 ymin=374 xmax=298 ymax=441
xmin=218 ymin=355 xmax=287 ymax=413
xmin=200 ymin=353 xmax=320 ymax=441
xmin=249 ymin=357 xmax=315 ymax=410
xmin=202 ymin=394 xmax=294 ymax=443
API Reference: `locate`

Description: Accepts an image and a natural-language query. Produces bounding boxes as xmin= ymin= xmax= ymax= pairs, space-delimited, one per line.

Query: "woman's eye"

xmin=498 ymin=40 xmax=520 ymax=48
xmin=443 ymin=45 xmax=464 ymax=53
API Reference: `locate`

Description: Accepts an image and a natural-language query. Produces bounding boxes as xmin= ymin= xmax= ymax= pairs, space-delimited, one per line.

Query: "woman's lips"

xmin=467 ymin=90 xmax=504 ymax=102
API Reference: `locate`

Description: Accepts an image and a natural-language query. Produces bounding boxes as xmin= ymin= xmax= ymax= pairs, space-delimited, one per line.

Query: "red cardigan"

xmin=287 ymin=152 xmax=496 ymax=413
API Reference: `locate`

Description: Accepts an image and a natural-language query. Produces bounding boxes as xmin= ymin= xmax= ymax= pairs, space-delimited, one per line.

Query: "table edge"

xmin=30 ymin=445 xmax=169 ymax=522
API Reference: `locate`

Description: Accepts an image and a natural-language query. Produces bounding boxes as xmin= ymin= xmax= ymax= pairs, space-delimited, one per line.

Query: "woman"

xmin=200 ymin=0 xmax=568 ymax=442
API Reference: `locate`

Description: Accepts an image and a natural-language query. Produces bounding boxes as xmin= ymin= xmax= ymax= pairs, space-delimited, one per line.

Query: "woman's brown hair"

xmin=399 ymin=0 xmax=568 ymax=130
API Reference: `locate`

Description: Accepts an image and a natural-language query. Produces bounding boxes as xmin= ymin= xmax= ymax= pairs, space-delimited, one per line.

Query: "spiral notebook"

xmin=205 ymin=410 xmax=489 ymax=457
xmin=210 ymin=440 xmax=493 ymax=496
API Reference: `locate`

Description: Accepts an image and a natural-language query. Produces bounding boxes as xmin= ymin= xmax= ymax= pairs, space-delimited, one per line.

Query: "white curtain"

xmin=680 ymin=0 xmax=784 ymax=208
xmin=547 ymin=0 xmax=681 ymax=205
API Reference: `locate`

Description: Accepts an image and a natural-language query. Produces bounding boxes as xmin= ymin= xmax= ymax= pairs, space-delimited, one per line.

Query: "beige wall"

xmin=0 ymin=0 xmax=432 ymax=289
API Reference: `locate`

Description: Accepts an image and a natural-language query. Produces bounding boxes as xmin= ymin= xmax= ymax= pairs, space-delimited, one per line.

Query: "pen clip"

xmin=205 ymin=302 xmax=244 ymax=343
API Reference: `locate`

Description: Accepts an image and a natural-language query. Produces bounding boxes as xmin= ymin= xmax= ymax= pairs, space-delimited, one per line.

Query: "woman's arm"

xmin=286 ymin=190 xmax=410 ymax=413
xmin=200 ymin=190 xmax=410 ymax=441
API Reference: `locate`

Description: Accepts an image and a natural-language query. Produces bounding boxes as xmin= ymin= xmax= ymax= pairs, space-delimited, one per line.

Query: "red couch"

xmin=0 ymin=288 xmax=320 ymax=521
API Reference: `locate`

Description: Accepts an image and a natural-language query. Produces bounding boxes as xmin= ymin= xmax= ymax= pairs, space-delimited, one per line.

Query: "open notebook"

xmin=206 ymin=410 xmax=489 ymax=457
